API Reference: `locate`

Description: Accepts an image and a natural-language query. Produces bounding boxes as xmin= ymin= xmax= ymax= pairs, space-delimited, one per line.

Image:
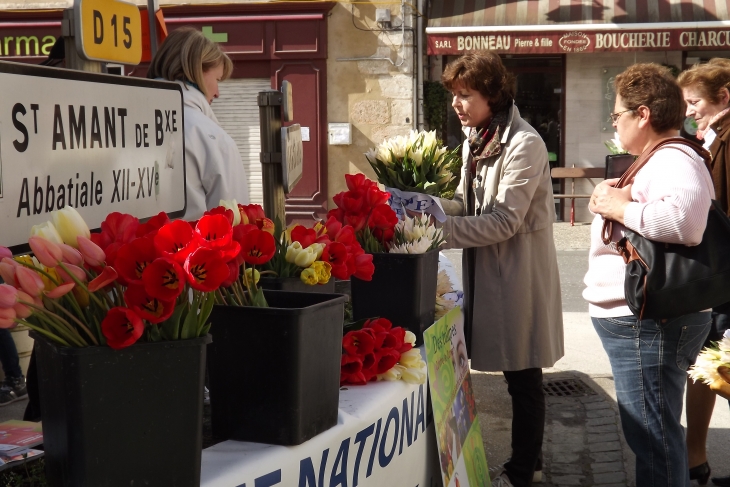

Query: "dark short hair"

xmin=441 ymin=52 xmax=515 ymax=113
xmin=678 ymin=59 xmax=730 ymax=105
xmin=614 ymin=63 xmax=685 ymax=133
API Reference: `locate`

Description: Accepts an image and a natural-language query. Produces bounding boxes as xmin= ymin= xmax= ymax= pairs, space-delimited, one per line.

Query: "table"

xmin=201 ymin=353 xmax=438 ymax=487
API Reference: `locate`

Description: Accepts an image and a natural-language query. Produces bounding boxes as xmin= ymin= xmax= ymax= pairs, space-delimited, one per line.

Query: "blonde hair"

xmin=678 ymin=58 xmax=730 ymax=105
xmin=147 ymin=27 xmax=233 ymax=99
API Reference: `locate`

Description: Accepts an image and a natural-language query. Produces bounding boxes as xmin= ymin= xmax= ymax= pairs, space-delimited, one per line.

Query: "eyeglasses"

xmin=608 ymin=109 xmax=633 ymax=124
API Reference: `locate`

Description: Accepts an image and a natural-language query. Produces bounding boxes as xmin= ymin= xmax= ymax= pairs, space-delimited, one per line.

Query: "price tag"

xmin=74 ymin=0 xmax=142 ymax=65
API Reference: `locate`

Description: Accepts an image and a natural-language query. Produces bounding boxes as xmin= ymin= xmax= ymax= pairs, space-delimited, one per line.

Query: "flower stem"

xmin=22 ymin=302 xmax=87 ymax=347
xmin=57 ymin=262 xmax=107 ymax=309
xmin=46 ymin=299 xmax=99 ymax=346
xmin=15 ymin=319 xmax=70 ymax=347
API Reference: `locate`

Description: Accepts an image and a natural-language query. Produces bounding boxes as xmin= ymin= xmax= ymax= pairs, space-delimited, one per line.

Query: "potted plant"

xmin=206 ymin=202 xmax=370 ymax=445
xmin=0 ymin=207 xmax=229 ymax=486
xmin=328 ymin=174 xmax=445 ymax=346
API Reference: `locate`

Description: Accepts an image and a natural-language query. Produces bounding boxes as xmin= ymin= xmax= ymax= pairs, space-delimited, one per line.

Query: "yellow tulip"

xmin=52 ymin=207 xmax=90 ymax=248
xmin=377 ymin=365 xmax=403 ymax=381
xmin=41 ymin=267 xmax=61 ymax=291
xmin=401 ymin=366 xmax=427 ymax=384
xmin=244 ymin=268 xmax=261 ymax=286
xmin=300 ymin=268 xmax=318 ymax=286
xmin=310 ymin=261 xmax=332 ymax=284
xmin=72 ymin=286 xmax=90 ymax=308
xmin=294 ymin=247 xmax=318 ymax=267
xmin=399 ymin=348 xmax=423 ymax=368
xmin=30 ymin=221 xmax=64 ymax=245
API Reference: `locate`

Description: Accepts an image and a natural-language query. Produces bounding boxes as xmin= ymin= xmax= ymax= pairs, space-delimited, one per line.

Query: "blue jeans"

xmin=0 ymin=329 xmax=21 ymax=379
xmin=592 ymin=312 xmax=711 ymax=487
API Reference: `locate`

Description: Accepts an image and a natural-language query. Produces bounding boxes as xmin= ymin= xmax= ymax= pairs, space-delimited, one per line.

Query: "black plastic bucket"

xmin=208 ymin=290 xmax=347 ymax=445
xmin=259 ymin=276 xmax=336 ymax=293
xmin=33 ymin=333 xmax=210 ymax=487
xmin=350 ymin=249 xmax=439 ymax=345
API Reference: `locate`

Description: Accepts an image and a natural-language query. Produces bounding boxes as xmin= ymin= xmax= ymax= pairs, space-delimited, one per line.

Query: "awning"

xmin=427 ymin=0 xmax=730 ymax=55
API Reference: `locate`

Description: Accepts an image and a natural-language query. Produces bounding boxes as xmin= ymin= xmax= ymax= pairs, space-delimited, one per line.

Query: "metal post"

xmin=258 ymin=90 xmax=286 ymax=224
xmin=62 ymin=9 xmax=102 ymax=73
xmin=147 ymin=0 xmax=158 ymax=59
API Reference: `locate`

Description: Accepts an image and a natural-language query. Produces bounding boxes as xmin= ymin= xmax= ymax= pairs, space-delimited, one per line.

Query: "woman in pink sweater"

xmin=583 ymin=64 xmax=714 ymax=487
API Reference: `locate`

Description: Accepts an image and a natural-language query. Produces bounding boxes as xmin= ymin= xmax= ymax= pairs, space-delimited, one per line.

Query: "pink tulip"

xmin=57 ymin=264 xmax=88 ymax=284
xmin=45 ymin=282 xmax=75 ymax=299
xmin=0 ymin=247 xmax=11 ymax=260
xmin=15 ymin=266 xmax=44 ymax=297
xmin=0 ymin=284 xmax=17 ymax=308
xmin=13 ymin=291 xmax=33 ymax=319
xmin=0 ymin=307 xmax=16 ymax=329
xmin=29 ymin=236 xmax=63 ymax=268
xmin=77 ymin=236 xmax=106 ymax=267
xmin=88 ymin=266 xmax=118 ymax=292
xmin=0 ymin=262 xmax=16 ymax=287
xmin=59 ymin=244 xmax=84 ymax=267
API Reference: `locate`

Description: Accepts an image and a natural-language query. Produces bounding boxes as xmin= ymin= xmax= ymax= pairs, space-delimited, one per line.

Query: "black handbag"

xmin=601 ymin=137 xmax=730 ymax=320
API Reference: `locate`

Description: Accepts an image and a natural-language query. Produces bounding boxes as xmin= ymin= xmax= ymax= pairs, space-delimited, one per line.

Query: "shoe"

xmin=0 ymin=376 xmax=27 ymax=406
xmin=712 ymin=474 xmax=730 ymax=486
xmin=491 ymin=471 xmax=514 ymax=487
xmin=203 ymin=386 xmax=210 ymax=406
xmin=690 ymin=462 xmax=711 ymax=485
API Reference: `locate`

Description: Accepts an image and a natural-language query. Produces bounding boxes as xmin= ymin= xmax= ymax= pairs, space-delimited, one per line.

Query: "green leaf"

xmin=161 ymin=301 xmax=186 ymax=340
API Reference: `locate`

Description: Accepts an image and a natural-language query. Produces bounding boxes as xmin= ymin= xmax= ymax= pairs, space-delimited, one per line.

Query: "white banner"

xmin=0 ymin=62 xmax=185 ymax=251
xmin=201 ymin=374 xmax=439 ymax=487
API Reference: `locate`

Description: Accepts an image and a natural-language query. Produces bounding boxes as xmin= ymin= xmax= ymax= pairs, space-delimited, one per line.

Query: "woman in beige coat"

xmin=439 ymin=52 xmax=564 ymax=487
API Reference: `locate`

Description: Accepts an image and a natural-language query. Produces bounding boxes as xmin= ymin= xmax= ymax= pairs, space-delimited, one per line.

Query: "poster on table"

xmin=0 ymin=61 xmax=185 ymax=252
xmin=424 ymin=306 xmax=489 ymax=487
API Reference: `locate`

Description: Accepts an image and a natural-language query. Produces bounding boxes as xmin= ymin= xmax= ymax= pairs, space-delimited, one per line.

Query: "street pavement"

xmin=443 ymin=222 xmax=730 ymax=486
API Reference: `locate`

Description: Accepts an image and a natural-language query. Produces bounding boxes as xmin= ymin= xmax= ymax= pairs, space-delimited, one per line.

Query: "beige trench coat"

xmin=439 ymin=106 xmax=564 ymax=372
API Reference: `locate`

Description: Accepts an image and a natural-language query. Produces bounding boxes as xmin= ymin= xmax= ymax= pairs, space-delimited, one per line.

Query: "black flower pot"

xmin=259 ymin=276 xmax=336 ymax=293
xmin=33 ymin=333 xmax=210 ymax=487
xmin=350 ymin=249 xmax=439 ymax=346
xmin=208 ymin=290 xmax=347 ymax=445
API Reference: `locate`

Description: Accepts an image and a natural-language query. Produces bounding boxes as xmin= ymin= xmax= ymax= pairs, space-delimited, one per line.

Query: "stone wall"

xmin=326 ymin=1 xmax=415 ymax=200
xmin=563 ymin=51 xmax=682 ymax=223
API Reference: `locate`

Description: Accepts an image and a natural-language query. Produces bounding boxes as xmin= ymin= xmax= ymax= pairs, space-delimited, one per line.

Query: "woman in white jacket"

xmin=148 ymin=27 xmax=249 ymax=220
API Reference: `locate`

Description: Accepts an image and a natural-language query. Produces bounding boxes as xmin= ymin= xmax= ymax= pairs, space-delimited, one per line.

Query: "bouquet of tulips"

xmin=328 ymin=174 xmax=444 ymax=255
xmin=340 ymin=317 xmax=427 ymax=386
xmin=0 ymin=207 xmax=230 ymax=350
xmin=210 ymin=200 xmax=375 ymax=307
xmin=688 ymin=329 xmax=730 ymax=400
xmin=365 ymin=130 xmax=460 ymax=197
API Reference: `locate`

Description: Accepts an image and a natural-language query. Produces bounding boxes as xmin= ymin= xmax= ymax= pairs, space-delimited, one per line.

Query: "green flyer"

xmin=424 ymin=307 xmax=489 ymax=487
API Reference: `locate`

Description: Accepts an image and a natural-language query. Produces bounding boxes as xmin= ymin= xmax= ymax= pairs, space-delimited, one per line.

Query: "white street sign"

xmin=0 ymin=61 xmax=185 ymax=252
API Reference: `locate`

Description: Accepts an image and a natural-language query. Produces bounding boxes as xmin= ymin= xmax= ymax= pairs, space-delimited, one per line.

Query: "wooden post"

xmin=258 ymin=90 xmax=286 ymax=224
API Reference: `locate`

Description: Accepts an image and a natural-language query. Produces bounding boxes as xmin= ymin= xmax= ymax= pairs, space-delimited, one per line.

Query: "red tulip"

xmin=136 ymin=212 xmax=170 ymax=237
xmin=221 ymin=260 xmax=240 ymax=288
xmin=369 ymin=204 xmax=398 ymax=230
xmin=345 ymin=173 xmax=376 ymax=192
xmin=115 ymin=237 xmax=157 ymax=285
xmin=340 ymin=354 xmax=366 ymax=386
xmin=100 ymin=213 xmax=140 ymax=244
xmin=374 ymin=349 xmax=401 ymax=374
xmin=195 ymin=214 xmax=233 ymax=250
xmin=124 ymin=285 xmax=175 ymax=324
xmin=101 ymin=307 xmax=144 ymax=350
xmin=29 ymin=236 xmax=62 ymax=268
xmin=88 ymin=266 xmax=119 ymax=292
xmin=352 ymin=253 xmax=374 ymax=281
xmin=154 ymin=220 xmax=196 ymax=264
xmin=204 ymin=207 xmax=234 ymax=226
xmin=238 ymin=204 xmax=266 ymax=226
xmin=343 ymin=329 xmax=375 ymax=356
xmin=239 ymin=229 xmax=276 ymax=266
xmin=184 ymin=248 xmax=230 ymax=292
xmin=365 ymin=186 xmax=390 ymax=207
xmin=142 ymin=257 xmax=185 ymax=301
xmin=290 ymin=226 xmax=317 ymax=249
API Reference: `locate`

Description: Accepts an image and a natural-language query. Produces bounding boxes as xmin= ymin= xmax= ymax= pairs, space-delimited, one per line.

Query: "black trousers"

xmin=503 ymin=368 xmax=545 ymax=487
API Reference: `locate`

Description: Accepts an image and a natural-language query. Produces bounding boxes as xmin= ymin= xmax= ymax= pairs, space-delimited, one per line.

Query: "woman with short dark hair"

xmin=584 ymin=63 xmax=714 ymax=487
xmin=439 ymin=51 xmax=564 ymax=487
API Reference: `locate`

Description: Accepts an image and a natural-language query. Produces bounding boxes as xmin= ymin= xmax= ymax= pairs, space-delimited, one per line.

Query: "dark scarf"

xmin=467 ymin=102 xmax=512 ymax=169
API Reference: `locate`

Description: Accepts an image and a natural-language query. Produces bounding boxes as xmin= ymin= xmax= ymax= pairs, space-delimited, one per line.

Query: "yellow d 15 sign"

xmin=74 ymin=0 xmax=142 ymax=65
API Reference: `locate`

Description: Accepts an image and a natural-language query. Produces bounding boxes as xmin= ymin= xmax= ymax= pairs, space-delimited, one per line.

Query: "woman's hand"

xmin=589 ymin=178 xmax=633 ymax=224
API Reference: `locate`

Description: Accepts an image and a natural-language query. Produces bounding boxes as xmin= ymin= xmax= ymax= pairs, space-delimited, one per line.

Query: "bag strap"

xmin=600 ymin=137 xmax=711 ymax=244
